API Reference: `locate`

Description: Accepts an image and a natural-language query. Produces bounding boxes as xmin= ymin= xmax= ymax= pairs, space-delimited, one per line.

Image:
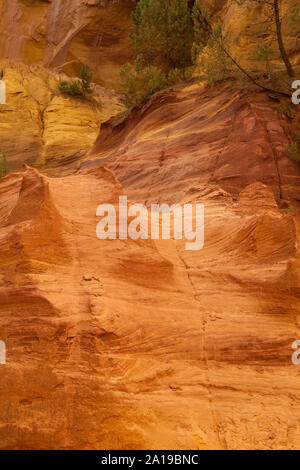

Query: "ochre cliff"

xmin=85 ymin=82 xmax=300 ymax=208
xmin=0 ymin=0 xmax=135 ymax=89
xmin=0 ymin=60 xmax=125 ymax=175
xmin=220 ymin=0 xmax=300 ymax=72
xmin=0 ymin=0 xmax=300 ymax=452
xmin=0 ymin=164 xmax=299 ymax=450
xmin=198 ymin=0 xmax=300 ymax=72
xmin=0 ymin=0 xmax=299 ymax=89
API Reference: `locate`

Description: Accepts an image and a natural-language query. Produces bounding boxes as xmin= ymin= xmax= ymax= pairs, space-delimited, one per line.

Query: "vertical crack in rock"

xmin=175 ymin=245 xmax=225 ymax=449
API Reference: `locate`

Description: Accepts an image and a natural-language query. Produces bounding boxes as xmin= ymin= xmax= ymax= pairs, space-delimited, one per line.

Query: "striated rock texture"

xmin=0 ymin=0 xmax=135 ymax=89
xmin=0 ymin=0 xmax=300 ymax=452
xmin=85 ymin=83 xmax=300 ymax=207
xmin=0 ymin=60 xmax=126 ymax=175
xmin=0 ymin=161 xmax=299 ymax=449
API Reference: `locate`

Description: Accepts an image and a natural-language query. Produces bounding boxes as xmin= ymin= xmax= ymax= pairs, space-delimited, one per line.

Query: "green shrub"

xmin=256 ymin=45 xmax=274 ymax=76
xmin=281 ymin=204 xmax=294 ymax=214
xmin=120 ymin=61 xmax=167 ymax=107
xmin=59 ymin=65 xmax=93 ymax=98
xmin=131 ymin=0 xmax=193 ymax=72
xmin=59 ymin=80 xmax=83 ymax=97
xmin=199 ymin=25 xmax=232 ymax=87
xmin=191 ymin=0 xmax=211 ymax=62
xmin=285 ymin=141 xmax=300 ymax=163
xmin=167 ymin=67 xmax=190 ymax=85
xmin=121 ymin=0 xmax=198 ymax=105
xmin=192 ymin=2 xmax=233 ymax=86
xmin=285 ymin=126 xmax=300 ymax=163
xmin=290 ymin=6 xmax=300 ymax=25
xmin=120 ymin=57 xmax=194 ymax=107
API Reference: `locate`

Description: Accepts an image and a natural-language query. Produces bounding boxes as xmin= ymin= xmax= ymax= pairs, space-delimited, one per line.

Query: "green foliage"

xmin=167 ymin=67 xmax=192 ymax=85
xmin=0 ymin=151 xmax=9 ymax=177
xmin=122 ymin=0 xmax=196 ymax=105
xmin=281 ymin=204 xmax=294 ymax=214
xmin=285 ymin=141 xmax=300 ymax=163
xmin=285 ymin=126 xmax=300 ymax=163
xmin=199 ymin=24 xmax=232 ymax=87
xmin=234 ymin=0 xmax=295 ymax=78
xmin=290 ymin=6 xmax=300 ymax=25
xmin=131 ymin=0 xmax=193 ymax=72
xmin=120 ymin=61 xmax=167 ymax=106
xmin=120 ymin=57 xmax=194 ymax=107
xmin=191 ymin=3 xmax=235 ymax=86
xmin=59 ymin=80 xmax=83 ymax=97
xmin=256 ymin=44 xmax=274 ymax=75
xmin=59 ymin=65 xmax=93 ymax=98
xmin=79 ymin=64 xmax=93 ymax=93
xmin=191 ymin=0 xmax=211 ymax=62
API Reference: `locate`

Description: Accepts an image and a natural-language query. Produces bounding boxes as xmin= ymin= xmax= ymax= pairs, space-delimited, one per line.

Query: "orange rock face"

xmin=86 ymin=83 xmax=300 ymax=206
xmin=1 ymin=0 xmax=299 ymax=89
xmin=0 ymin=0 xmax=134 ymax=89
xmin=1 ymin=117 xmax=300 ymax=449
xmin=0 ymin=0 xmax=300 ymax=452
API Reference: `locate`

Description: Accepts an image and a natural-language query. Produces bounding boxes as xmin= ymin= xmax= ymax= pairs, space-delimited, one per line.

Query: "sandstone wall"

xmin=0 ymin=60 xmax=126 ymax=174
xmin=0 ymin=0 xmax=300 ymax=450
xmin=0 ymin=0 xmax=298 ymax=89
xmin=0 ymin=0 xmax=135 ymax=89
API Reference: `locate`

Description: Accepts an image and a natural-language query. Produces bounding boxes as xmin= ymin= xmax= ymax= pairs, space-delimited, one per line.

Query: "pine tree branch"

xmin=218 ymin=41 xmax=291 ymax=97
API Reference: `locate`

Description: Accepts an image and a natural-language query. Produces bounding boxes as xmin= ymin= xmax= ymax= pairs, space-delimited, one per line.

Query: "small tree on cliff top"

xmin=131 ymin=0 xmax=193 ymax=72
xmin=234 ymin=0 xmax=295 ymax=78
xmin=59 ymin=65 xmax=93 ymax=98
xmin=192 ymin=0 xmax=291 ymax=96
xmin=121 ymin=0 xmax=195 ymax=106
xmin=192 ymin=1 xmax=212 ymax=62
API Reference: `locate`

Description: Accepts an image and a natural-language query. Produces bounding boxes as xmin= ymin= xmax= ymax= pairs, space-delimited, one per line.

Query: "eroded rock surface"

xmin=0 ymin=60 xmax=125 ymax=175
xmin=0 ymin=0 xmax=299 ymax=89
xmin=0 ymin=161 xmax=299 ymax=449
xmin=85 ymin=83 xmax=300 ymax=206
xmin=0 ymin=0 xmax=135 ymax=89
xmin=0 ymin=0 xmax=299 ymax=451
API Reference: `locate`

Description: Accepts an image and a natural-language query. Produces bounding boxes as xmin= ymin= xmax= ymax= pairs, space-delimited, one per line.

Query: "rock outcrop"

xmin=220 ymin=0 xmax=300 ymax=73
xmin=0 ymin=0 xmax=135 ymax=89
xmin=0 ymin=0 xmax=299 ymax=89
xmin=0 ymin=60 xmax=126 ymax=175
xmin=85 ymin=82 xmax=300 ymax=207
xmin=0 ymin=162 xmax=299 ymax=449
xmin=0 ymin=0 xmax=300 ymax=451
